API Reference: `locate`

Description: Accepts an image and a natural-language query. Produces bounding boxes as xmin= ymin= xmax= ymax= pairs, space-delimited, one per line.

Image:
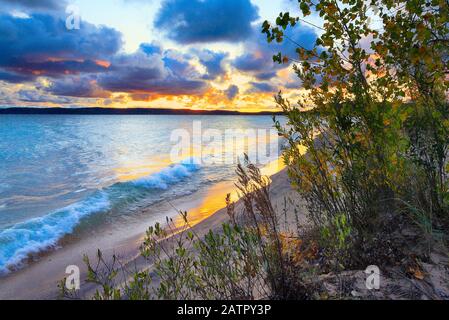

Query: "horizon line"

xmin=0 ymin=107 xmax=283 ymax=116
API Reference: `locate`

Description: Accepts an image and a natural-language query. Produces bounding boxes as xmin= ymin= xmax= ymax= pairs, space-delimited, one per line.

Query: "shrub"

xmin=264 ymin=0 xmax=448 ymax=265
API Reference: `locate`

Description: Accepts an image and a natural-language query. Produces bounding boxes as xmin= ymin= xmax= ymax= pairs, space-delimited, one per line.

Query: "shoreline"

xmin=0 ymin=107 xmax=284 ymax=116
xmin=0 ymin=159 xmax=298 ymax=300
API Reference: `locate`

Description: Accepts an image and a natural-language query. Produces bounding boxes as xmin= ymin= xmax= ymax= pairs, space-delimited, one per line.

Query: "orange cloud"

xmin=95 ymin=60 xmax=111 ymax=68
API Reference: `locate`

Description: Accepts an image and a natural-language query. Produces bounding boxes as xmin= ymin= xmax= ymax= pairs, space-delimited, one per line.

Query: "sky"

xmin=0 ymin=0 xmax=322 ymax=111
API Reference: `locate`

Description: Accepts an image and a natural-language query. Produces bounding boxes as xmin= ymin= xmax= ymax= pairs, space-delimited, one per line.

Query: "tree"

xmin=262 ymin=0 xmax=448 ymax=265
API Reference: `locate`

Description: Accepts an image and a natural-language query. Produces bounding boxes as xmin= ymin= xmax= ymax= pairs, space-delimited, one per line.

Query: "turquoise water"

xmin=0 ymin=114 xmax=282 ymax=272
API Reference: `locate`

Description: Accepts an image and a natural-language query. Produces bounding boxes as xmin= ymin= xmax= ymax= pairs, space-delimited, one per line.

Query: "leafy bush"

xmin=264 ymin=0 xmax=448 ymax=265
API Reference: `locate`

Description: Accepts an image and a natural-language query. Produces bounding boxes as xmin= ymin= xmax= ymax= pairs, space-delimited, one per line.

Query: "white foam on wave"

xmin=0 ymin=157 xmax=201 ymax=274
xmin=0 ymin=192 xmax=110 ymax=274
xmin=132 ymin=157 xmax=201 ymax=189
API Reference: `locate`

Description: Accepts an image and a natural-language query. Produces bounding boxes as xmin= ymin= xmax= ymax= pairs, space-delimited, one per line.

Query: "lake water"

xmin=0 ymin=114 xmax=283 ymax=272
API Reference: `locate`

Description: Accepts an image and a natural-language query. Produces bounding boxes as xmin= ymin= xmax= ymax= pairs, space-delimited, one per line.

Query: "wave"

xmin=0 ymin=192 xmax=110 ymax=274
xmin=0 ymin=157 xmax=201 ymax=274
xmin=131 ymin=157 xmax=200 ymax=190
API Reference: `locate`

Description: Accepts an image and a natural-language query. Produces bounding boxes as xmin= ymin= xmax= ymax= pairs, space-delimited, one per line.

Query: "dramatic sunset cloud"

xmin=0 ymin=0 xmax=320 ymax=111
xmin=0 ymin=13 xmax=121 ymax=79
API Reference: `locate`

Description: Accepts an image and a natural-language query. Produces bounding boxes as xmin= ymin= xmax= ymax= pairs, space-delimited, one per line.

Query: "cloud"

xmin=17 ymin=89 xmax=72 ymax=103
xmin=247 ymin=81 xmax=276 ymax=93
xmin=139 ymin=42 xmax=163 ymax=55
xmin=163 ymin=49 xmax=198 ymax=78
xmin=97 ymin=46 xmax=208 ymax=96
xmin=0 ymin=0 xmax=66 ymax=12
xmin=46 ymin=76 xmax=110 ymax=98
xmin=0 ymin=11 xmax=209 ymax=100
xmin=9 ymin=59 xmax=110 ymax=77
xmin=138 ymin=79 xmax=208 ymax=95
xmin=1 ymin=3 xmax=309 ymax=106
xmin=254 ymin=71 xmax=278 ymax=81
xmin=224 ymin=84 xmax=239 ymax=100
xmin=129 ymin=93 xmax=152 ymax=101
xmin=233 ymin=24 xmax=318 ymax=80
xmin=196 ymin=49 xmax=228 ymax=80
xmin=0 ymin=13 xmax=122 ymax=81
xmin=154 ymin=0 xmax=259 ymax=44
xmin=0 ymin=70 xmax=35 ymax=83
xmin=97 ymin=50 xmax=166 ymax=92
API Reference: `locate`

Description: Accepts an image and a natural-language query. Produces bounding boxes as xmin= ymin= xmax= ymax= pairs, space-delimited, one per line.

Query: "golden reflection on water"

xmin=113 ymin=156 xmax=173 ymax=182
xmin=109 ymin=125 xmax=302 ymax=231
xmin=113 ymin=143 xmax=205 ymax=182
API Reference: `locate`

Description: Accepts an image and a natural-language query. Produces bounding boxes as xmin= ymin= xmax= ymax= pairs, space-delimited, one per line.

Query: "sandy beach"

xmin=0 ymin=161 xmax=305 ymax=300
